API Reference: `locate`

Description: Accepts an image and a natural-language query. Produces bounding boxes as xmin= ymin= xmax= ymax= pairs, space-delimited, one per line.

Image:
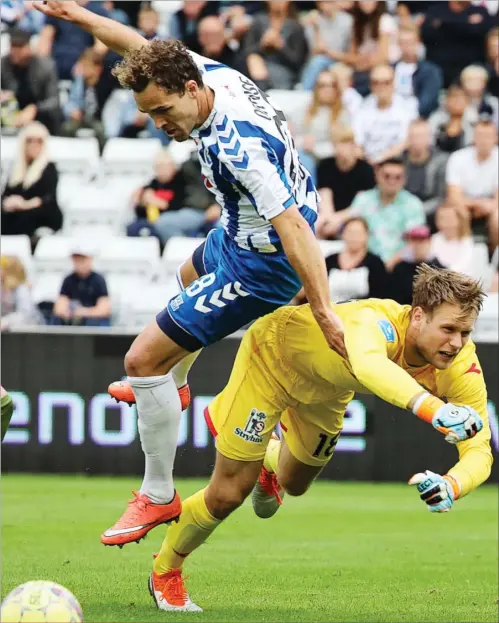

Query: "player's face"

xmin=414 ymin=303 xmax=476 ymax=369
xmin=135 ymin=80 xmax=201 ymax=142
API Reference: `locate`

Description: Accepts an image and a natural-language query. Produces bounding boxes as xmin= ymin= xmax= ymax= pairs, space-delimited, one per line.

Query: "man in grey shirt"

xmin=403 ymin=119 xmax=448 ymax=218
xmin=301 ymin=1 xmax=353 ymax=90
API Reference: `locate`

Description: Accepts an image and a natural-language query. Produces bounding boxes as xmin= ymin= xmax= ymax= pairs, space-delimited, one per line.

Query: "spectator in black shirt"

xmin=389 ymin=225 xmax=445 ymax=305
xmin=52 ymin=243 xmax=111 ymax=327
xmin=197 ymin=16 xmax=247 ymax=74
xmin=1 ymin=122 xmax=62 ymax=237
xmin=421 ymin=1 xmax=493 ymax=88
xmin=316 ymin=127 xmax=375 ymax=239
xmin=326 ymin=217 xmax=389 ymax=302
xmin=1 ymin=28 xmax=61 ymax=134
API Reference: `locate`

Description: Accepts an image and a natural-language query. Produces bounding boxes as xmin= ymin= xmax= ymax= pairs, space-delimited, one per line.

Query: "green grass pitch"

xmin=1 ymin=475 xmax=497 ymax=622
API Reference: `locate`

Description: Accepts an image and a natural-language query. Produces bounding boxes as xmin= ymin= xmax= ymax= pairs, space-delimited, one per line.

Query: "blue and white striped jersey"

xmin=189 ymin=52 xmax=319 ymax=253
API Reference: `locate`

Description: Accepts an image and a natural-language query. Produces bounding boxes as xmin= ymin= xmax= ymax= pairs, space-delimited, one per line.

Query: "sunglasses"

xmin=26 ymin=137 xmax=44 ymax=144
xmin=317 ymin=82 xmax=337 ymax=89
xmin=371 ymin=79 xmax=393 ymax=86
xmin=382 ymin=172 xmax=404 ymax=181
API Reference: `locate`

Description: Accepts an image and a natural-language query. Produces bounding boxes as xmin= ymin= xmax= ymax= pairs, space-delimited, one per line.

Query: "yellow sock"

xmin=153 ymin=488 xmax=221 ymax=575
xmin=263 ymin=436 xmax=281 ymax=473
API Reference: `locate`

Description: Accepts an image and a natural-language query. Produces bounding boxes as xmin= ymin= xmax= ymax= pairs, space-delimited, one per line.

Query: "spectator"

xmin=460 ymin=64 xmax=499 ymax=126
xmin=403 ymin=119 xmax=448 ymax=219
xmin=290 ymin=70 xmax=351 ymax=182
xmin=219 ymin=2 xmax=263 ymax=48
xmin=0 ymin=28 xmax=61 ymax=134
xmin=421 ymin=1 xmax=493 ymax=88
xmin=1 ymin=122 xmax=62 ymax=237
xmin=316 ymin=127 xmax=375 ymax=239
xmin=0 ymin=255 xmax=40 ymax=331
xmin=36 ymin=0 xmax=109 ymax=80
xmin=430 ymin=203 xmax=476 ymax=276
xmin=244 ymin=0 xmax=308 ymax=90
xmin=300 ymin=1 xmax=353 ymax=91
xmin=102 ymin=1 xmax=130 ymax=26
xmin=353 ymin=64 xmax=418 ymax=165
xmin=137 ymin=4 xmax=161 ymax=41
xmin=389 ymin=225 xmax=445 ymax=305
xmin=52 ymin=243 xmax=111 ymax=327
xmin=487 ymin=245 xmax=498 ymax=292
xmin=1 ymin=1 xmax=44 ymax=34
xmin=348 ymin=1 xmax=399 ymax=96
xmin=62 ymin=48 xmax=114 ymax=152
xmin=325 ymin=217 xmax=389 ymax=302
xmin=197 ymin=16 xmax=246 ymax=74
xmin=331 ymin=158 xmax=426 ymax=268
xmin=127 ymin=151 xmax=212 ymax=245
xmin=428 ymin=85 xmax=475 ymax=154
xmin=330 ymin=62 xmax=363 ymax=118
xmin=485 ymin=27 xmax=499 ymax=98
xmin=394 ymin=23 xmax=443 ymax=119
xmin=168 ymin=1 xmax=219 ymax=55
xmin=446 ymin=119 xmax=499 ymax=250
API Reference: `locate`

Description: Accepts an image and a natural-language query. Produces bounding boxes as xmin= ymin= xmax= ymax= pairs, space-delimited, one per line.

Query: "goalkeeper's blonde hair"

xmin=412 ymin=264 xmax=485 ymax=319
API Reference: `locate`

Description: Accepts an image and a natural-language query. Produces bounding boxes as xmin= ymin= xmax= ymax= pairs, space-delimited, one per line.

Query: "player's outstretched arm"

xmin=271 ymin=206 xmax=346 ymax=357
xmin=34 ymin=1 xmax=146 ymax=56
xmin=343 ymin=308 xmax=483 ymax=443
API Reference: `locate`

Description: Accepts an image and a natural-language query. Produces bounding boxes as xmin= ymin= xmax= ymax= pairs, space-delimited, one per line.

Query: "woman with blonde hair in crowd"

xmin=291 ymin=69 xmax=351 ymax=182
xmin=1 ymin=121 xmax=62 ymax=237
xmin=0 ymin=255 xmax=40 ymax=331
xmin=430 ymin=202 xmax=476 ymax=277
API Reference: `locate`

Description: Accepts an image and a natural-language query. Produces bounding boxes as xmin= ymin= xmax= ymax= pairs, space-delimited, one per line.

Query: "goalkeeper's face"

xmin=414 ymin=303 xmax=476 ymax=370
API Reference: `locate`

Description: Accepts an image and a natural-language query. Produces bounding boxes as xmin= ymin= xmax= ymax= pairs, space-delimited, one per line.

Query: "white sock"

xmin=129 ymin=373 xmax=181 ymax=504
xmin=171 ymin=349 xmax=202 ymax=389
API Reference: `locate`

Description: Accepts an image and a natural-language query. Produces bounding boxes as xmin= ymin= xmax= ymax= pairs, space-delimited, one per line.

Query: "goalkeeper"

xmin=148 ymin=265 xmax=492 ymax=612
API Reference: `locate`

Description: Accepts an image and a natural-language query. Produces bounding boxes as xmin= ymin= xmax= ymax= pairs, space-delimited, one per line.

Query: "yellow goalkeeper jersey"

xmin=265 ymin=298 xmax=492 ymax=496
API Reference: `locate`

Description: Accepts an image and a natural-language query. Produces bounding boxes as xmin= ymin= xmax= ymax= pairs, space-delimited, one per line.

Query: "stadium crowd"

xmin=1 ymin=0 xmax=498 ymax=329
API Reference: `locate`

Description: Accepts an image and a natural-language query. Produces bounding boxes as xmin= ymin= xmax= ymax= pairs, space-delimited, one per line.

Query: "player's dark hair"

xmin=112 ymin=39 xmax=203 ymax=94
xmin=412 ymin=264 xmax=485 ymax=319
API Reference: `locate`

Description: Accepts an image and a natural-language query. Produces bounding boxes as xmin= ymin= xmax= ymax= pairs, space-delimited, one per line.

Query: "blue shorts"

xmin=156 ymin=228 xmax=303 ymax=351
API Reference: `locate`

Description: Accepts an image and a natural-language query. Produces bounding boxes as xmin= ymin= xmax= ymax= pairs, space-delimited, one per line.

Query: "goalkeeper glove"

xmin=412 ymin=393 xmax=483 ymax=444
xmin=408 ymin=470 xmax=461 ymax=513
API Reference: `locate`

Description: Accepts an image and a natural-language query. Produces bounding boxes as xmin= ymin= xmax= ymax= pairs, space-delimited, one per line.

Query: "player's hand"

xmin=318 ymin=309 xmax=346 ymax=359
xmin=432 ymin=403 xmax=483 ymax=444
xmin=33 ymin=1 xmax=83 ymax=21
xmin=408 ymin=470 xmax=457 ymax=513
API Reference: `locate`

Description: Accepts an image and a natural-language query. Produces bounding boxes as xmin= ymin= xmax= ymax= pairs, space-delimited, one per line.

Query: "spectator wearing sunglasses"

xmin=328 ymin=157 xmax=425 ymax=270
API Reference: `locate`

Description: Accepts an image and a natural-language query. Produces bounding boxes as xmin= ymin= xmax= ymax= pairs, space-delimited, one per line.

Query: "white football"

xmin=0 ymin=580 xmax=83 ymax=622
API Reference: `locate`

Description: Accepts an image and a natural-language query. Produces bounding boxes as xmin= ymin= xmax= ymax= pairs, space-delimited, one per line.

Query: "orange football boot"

xmin=251 ymin=466 xmax=284 ymax=519
xmin=108 ymin=380 xmax=191 ymax=411
xmin=149 ymin=569 xmax=202 ymax=612
xmin=100 ymin=490 xmax=181 ymax=547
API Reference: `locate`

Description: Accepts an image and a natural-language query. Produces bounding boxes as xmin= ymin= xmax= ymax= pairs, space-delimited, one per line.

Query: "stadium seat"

xmin=0 ymin=235 xmax=34 ymax=279
xmin=1 ymin=135 xmax=18 ymax=175
xmin=469 ymin=242 xmax=491 ymax=282
xmin=31 ymin=273 xmax=63 ymax=305
xmin=127 ymin=280 xmax=180 ymax=329
xmin=266 ymin=89 xmax=311 ymax=120
xmin=318 ymin=240 xmax=344 ymax=258
xmin=98 ymin=237 xmax=161 ymax=281
xmin=161 ymin=236 xmax=205 ymax=280
xmin=33 ymin=236 xmax=101 ymax=277
xmin=101 ymin=137 xmax=163 ymax=177
xmin=47 ymin=136 xmax=100 ymax=179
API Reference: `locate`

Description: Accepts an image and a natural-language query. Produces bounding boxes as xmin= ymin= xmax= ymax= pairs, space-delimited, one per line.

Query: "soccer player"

xmin=1 ymin=386 xmax=14 ymax=442
xmin=148 ymin=265 xmax=491 ymax=612
xmin=34 ymin=1 xmax=345 ymax=547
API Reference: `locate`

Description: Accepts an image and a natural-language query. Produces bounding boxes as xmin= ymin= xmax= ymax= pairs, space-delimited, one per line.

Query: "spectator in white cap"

xmin=52 ymin=243 xmax=111 ymax=327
